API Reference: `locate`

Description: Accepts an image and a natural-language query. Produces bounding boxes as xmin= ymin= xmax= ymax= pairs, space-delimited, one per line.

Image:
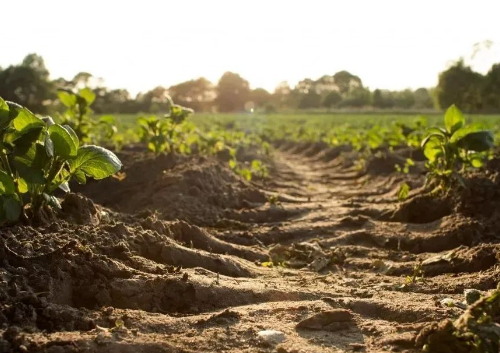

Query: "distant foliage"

xmin=2 ymin=53 xmax=500 ymax=114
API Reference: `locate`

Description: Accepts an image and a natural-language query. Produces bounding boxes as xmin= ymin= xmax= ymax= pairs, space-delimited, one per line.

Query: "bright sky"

xmin=2 ymin=0 xmax=500 ymax=95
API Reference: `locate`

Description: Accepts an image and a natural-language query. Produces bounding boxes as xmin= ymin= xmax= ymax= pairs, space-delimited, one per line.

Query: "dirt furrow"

xmin=2 ymin=145 xmax=500 ymax=352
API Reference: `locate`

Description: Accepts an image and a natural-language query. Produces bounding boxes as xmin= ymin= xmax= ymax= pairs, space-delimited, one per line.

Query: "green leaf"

xmin=48 ymin=124 xmax=78 ymax=159
xmin=6 ymin=101 xmax=24 ymax=119
xmin=73 ymin=169 xmax=86 ymax=184
xmin=78 ymin=88 xmax=96 ymax=105
xmin=4 ymin=126 xmax=44 ymax=149
xmin=444 ymin=104 xmax=465 ymax=134
xmin=450 ymin=122 xmax=488 ymax=143
xmin=69 ymin=145 xmax=122 ymax=180
xmin=0 ymin=194 xmax=22 ymax=222
xmin=397 ymin=183 xmax=410 ymax=201
xmin=469 ymin=153 xmax=485 ymax=168
xmin=0 ymin=170 xmax=16 ymax=194
xmin=137 ymin=117 xmax=149 ymax=129
xmin=99 ymin=115 xmax=115 ymax=125
xmin=423 ymin=137 xmax=444 ymax=163
xmin=13 ymin=143 xmax=48 ymax=184
xmin=58 ymin=90 xmax=77 ymax=108
xmin=239 ymin=168 xmax=252 ymax=181
xmin=455 ymin=131 xmax=494 ymax=152
xmin=0 ymin=97 xmax=11 ymax=130
xmin=421 ymin=128 xmax=447 ymax=148
xmin=11 ymin=107 xmax=45 ymax=134
xmin=62 ymin=124 xmax=80 ymax=147
xmin=17 ymin=178 xmax=28 ymax=194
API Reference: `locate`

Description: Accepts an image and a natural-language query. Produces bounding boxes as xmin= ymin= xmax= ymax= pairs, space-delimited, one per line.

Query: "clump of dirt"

xmin=380 ymin=194 xmax=452 ymax=223
xmin=268 ymin=241 xmax=345 ymax=271
xmin=452 ymin=159 xmax=500 ymax=219
xmin=416 ymin=284 xmax=500 ymax=353
xmin=74 ymin=153 xmax=267 ymax=226
xmin=0 ymin=193 xmax=271 ymax=339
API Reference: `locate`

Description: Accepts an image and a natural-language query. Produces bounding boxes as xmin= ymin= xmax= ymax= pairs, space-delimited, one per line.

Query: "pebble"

xmin=257 ymin=330 xmax=286 ymax=346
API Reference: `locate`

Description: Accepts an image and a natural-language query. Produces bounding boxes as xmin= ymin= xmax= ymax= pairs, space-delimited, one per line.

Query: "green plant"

xmin=397 ymin=182 xmax=410 ymax=201
xmin=395 ymin=158 xmax=415 ymax=174
xmin=267 ymin=194 xmax=281 ymax=207
xmin=57 ymin=88 xmax=117 ymax=143
xmin=0 ymin=97 xmax=122 ymax=222
xmin=137 ymin=97 xmax=194 ymax=155
xmin=421 ymin=105 xmax=494 ymax=191
xmin=250 ymin=159 xmax=269 ymax=179
xmin=406 ymin=259 xmax=425 ymax=284
xmin=229 ymin=158 xmax=268 ymax=182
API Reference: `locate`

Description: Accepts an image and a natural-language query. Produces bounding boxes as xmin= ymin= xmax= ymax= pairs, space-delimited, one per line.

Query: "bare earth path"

xmin=2 ymin=143 xmax=499 ymax=352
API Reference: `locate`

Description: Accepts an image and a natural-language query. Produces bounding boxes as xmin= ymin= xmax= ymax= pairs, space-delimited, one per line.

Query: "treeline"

xmin=1 ymin=53 xmax=500 ymax=114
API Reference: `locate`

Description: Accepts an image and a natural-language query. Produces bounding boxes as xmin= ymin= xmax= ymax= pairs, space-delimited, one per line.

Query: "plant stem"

xmin=0 ymin=153 xmax=14 ymax=178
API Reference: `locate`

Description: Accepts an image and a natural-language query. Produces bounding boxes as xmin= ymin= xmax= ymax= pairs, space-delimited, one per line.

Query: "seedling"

xmin=0 ymin=97 xmax=122 ymax=222
xmin=421 ymin=105 xmax=494 ymax=191
xmin=57 ymin=88 xmax=117 ymax=143
xmin=250 ymin=159 xmax=269 ymax=179
xmin=137 ymin=96 xmax=194 ymax=155
xmin=395 ymin=158 xmax=415 ymax=174
xmin=267 ymin=194 xmax=281 ymax=207
xmin=397 ymin=182 xmax=410 ymax=201
xmin=229 ymin=159 xmax=269 ymax=182
xmin=406 ymin=259 xmax=425 ymax=284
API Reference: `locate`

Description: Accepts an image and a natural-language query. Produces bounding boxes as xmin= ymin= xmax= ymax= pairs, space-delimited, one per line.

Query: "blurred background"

xmin=1 ymin=0 xmax=500 ymax=114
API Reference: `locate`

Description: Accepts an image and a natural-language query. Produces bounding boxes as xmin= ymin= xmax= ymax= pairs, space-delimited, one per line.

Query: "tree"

xmin=483 ymin=63 xmax=500 ymax=112
xmin=73 ymin=72 xmax=93 ymax=88
xmin=168 ymin=78 xmax=215 ymax=112
xmin=393 ymin=89 xmax=415 ymax=109
xmin=437 ymin=60 xmax=484 ymax=112
xmin=0 ymin=53 xmax=54 ymax=113
xmin=413 ymin=88 xmax=434 ymax=109
xmin=298 ymin=90 xmax=322 ymax=109
xmin=372 ymin=89 xmax=384 ymax=108
xmin=215 ymin=72 xmax=250 ymax=112
xmin=250 ymin=88 xmax=271 ymax=109
xmin=339 ymin=87 xmax=371 ymax=108
xmin=93 ymin=88 xmax=137 ymax=114
xmin=322 ymin=91 xmax=342 ymax=108
xmin=333 ymin=71 xmax=363 ymax=96
xmin=136 ymin=86 xmax=171 ymax=113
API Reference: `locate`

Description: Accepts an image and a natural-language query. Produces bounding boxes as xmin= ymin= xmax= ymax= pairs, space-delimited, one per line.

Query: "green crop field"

xmin=108 ymin=112 xmax=500 ymax=129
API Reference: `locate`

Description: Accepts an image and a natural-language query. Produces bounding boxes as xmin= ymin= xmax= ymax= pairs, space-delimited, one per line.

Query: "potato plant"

xmin=137 ymin=96 xmax=194 ymax=155
xmin=0 ymin=97 xmax=122 ymax=222
xmin=421 ymin=105 xmax=494 ymax=190
xmin=58 ymin=88 xmax=117 ymax=143
xmin=229 ymin=158 xmax=268 ymax=181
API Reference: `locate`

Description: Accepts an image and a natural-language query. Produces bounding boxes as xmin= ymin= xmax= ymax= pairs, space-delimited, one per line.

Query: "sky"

xmin=2 ymin=0 xmax=500 ymax=95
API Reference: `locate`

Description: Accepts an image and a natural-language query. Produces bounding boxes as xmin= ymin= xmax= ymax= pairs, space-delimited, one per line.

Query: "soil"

xmin=2 ymin=143 xmax=500 ymax=352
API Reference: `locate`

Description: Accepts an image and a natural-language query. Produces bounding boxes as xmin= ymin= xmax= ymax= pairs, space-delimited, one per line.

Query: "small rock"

xmin=440 ymin=298 xmax=455 ymax=307
xmin=257 ymin=330 xmax=286 ymax=346
xmin=309 ymin=256 xmax=330 ymax=272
